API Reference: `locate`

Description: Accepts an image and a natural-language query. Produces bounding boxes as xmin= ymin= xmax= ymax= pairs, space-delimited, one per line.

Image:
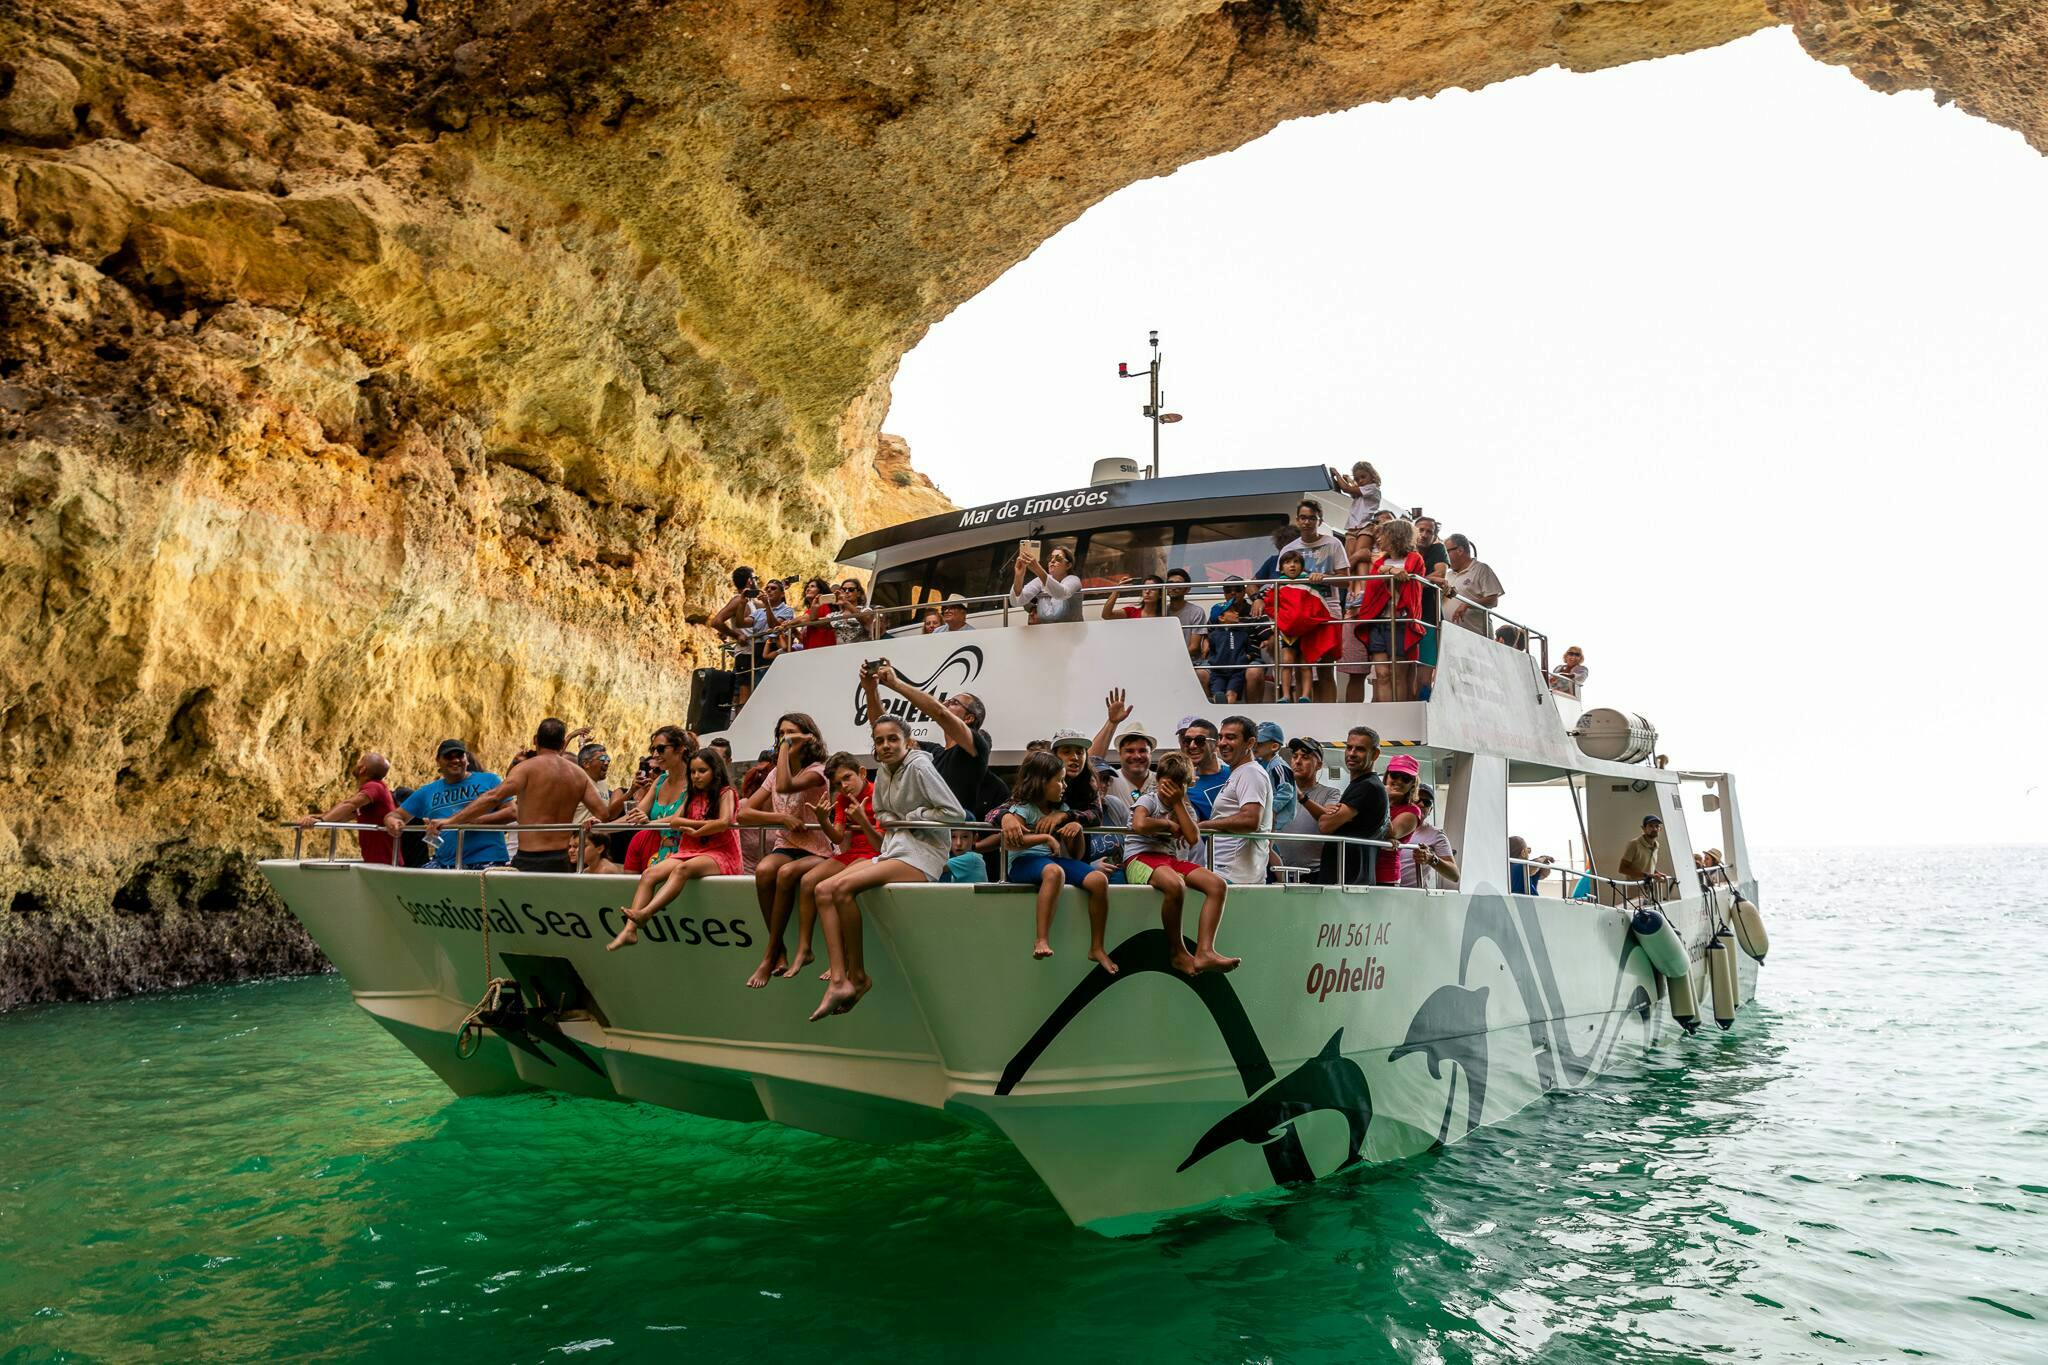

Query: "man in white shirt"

xmin=1198 ymin=715 xmax=1273 ymax=887
xmin=933 ymin=596 xmax=975 ymax=632
xmin=1279 ymin=499 xmax=1346 ymax=603
xmin=1443 ymin=533 xmax=1505 ymax=636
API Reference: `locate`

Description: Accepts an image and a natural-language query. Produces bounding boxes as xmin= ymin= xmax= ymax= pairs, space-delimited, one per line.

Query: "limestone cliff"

xmin=1 ymin=0 xmax=2040 ymax=1007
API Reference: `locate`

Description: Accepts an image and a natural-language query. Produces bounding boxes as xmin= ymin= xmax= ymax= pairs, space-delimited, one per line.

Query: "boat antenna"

xmin=1116 ymin=330 xmax=1180 ymax=478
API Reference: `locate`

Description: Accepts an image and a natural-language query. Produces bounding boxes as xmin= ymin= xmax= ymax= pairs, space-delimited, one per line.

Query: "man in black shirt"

xmin=1305 ymin=725 xmax=1387 ymax=886
xmin=860 ymin=663 xmax=992 ymax=817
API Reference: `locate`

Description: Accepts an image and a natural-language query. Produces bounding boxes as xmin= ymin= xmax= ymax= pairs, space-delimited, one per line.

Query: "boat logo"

xmin=853 ymin=645 xmax=984 ymax=728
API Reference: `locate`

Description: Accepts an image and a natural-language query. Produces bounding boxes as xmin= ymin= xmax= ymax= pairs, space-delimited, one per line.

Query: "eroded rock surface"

xmin=2 ymin=0 xmax=2039 ymax=1006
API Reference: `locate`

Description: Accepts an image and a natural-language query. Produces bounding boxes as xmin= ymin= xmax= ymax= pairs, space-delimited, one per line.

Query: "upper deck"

xmin=710 ymin=461 xmax=1653 ymax=783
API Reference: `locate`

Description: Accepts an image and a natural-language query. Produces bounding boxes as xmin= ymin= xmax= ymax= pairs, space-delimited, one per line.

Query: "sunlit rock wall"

xmin=2 ymin=0 xmax=2037 ymax=1006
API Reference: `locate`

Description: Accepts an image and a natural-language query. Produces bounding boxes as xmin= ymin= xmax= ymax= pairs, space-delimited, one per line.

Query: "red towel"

xmin=1272 ymin=584 xmax=1340 ymax=664
xmin=623 ymin=827 xmax=662 ymax=873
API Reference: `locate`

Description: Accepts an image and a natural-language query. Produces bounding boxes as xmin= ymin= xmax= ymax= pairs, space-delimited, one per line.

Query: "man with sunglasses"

xmin=381 ymin=739 xmax=512 ymax=869
xmin=1175 ymin=716 xmax=1229 ymax=819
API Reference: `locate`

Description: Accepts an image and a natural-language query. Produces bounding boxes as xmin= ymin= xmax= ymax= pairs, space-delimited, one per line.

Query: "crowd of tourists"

xmin=702 ymin=464 xmax=1590 ymax=705
xmin=301 ymin=464 xmax=1613 ymax=1020
xmin=302 ymin=669 xmax=1482 ymax=1021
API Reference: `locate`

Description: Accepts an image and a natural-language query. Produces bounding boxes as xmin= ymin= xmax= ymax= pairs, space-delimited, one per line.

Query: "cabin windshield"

xmin=870 ymin=517 xmax=1281 ymax=611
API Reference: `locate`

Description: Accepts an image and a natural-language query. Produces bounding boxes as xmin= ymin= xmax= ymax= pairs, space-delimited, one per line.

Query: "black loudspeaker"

xmin=688 ymin=668 xmax=736 ymax=733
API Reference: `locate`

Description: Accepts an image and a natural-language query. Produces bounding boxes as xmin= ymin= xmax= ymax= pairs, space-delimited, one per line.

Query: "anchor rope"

xmin=456 ymin=864 xmax=517 ymax=1058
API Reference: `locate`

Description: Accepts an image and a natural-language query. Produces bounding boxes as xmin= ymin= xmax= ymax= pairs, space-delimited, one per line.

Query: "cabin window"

xmin=1171 ymin=519 xmax=1288 ymax=587
xmin=872 ymin=544 xmax=1008 ymax=612
xmin=1080 ymin=525 xmax=1173 ymax=587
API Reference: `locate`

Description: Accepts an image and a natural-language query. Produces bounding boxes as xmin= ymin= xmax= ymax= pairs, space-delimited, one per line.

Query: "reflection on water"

xmin=3 ymin=847 xmax=2043 ymax=1363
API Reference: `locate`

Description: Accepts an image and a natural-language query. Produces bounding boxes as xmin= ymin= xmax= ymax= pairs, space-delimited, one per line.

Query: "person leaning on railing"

xmin=381 ymin=738 xmax=512 ymax=870
xmin=1274 ymin=737 xmax=1339 ymax=877
xmin=1305 ymin=726 xmax=1387 ymax=886
xmin=1508 ymin=835 xmax=1553 ymax=894
xmin=1444 ymin=533 xmax=1504 ymax=637
xmin=1402 ymin=783 xmax=1460 ymax=888
xmin=297 ymin=750 xmax=396 ymax=865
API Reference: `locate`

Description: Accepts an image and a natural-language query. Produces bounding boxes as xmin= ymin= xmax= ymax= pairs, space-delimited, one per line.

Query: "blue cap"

xmin=1255 ymin=721 xmax=1286 ymax=745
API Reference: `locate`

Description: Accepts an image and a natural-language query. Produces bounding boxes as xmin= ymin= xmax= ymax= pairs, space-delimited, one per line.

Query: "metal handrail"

xmin=1510 ymin=856 xmax=1678 ymax=904
xmin=287 ymin=818 xmax=1401 ymax=889
xmin=717 ymin=571 xmax=1554 ymax=694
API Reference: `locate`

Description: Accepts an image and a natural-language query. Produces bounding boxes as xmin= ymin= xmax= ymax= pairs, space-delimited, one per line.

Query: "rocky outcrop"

xmin=2 ymin=0 xmax=2041 ymax=1007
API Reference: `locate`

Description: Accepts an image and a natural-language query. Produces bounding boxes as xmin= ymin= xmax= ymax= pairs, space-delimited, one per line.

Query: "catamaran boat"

xmin=263 ymin=464 xmax=1766 ymax=1232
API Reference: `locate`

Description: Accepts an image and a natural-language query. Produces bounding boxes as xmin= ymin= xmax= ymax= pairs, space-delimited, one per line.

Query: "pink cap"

xmin=1384 ymin=755 xmax=1421 ymax=778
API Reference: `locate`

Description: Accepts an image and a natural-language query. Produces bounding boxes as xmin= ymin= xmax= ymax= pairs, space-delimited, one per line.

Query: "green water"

xmin=4 ymin=847 xmax=2044 ymax=1363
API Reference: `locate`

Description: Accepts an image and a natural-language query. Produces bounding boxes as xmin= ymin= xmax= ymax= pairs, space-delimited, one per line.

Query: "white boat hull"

xmin=261 ymin=861 xmax=1760 ymax=1230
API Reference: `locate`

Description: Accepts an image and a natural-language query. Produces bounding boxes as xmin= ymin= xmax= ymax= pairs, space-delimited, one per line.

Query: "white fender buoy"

xmin=1667 ymin=968 xmax=1701 ymax=1035
xmin=1731 ymin=896 xmax=1769 ymax=962
xmin=1707 ymin=929 xmax=1739 ymax=1030
xmin=1630 ymin=908 xmax=1690 ymax=980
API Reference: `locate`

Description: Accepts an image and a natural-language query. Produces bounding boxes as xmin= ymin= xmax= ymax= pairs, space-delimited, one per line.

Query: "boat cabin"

xmin=703 ymin=464 xmax=1749 ymax=896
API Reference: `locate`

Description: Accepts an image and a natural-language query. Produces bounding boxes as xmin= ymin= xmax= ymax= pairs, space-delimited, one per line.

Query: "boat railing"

xmin=1511 ymin=857 xmax=1680 ymax=906
xmin=721 ymin=573 xmax=1554 ymax=693
xmin=285 ymin=819 xmax=1405 ymax=889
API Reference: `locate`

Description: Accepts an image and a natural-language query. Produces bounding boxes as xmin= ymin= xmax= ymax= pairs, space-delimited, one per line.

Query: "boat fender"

xmin=1666 ymin=969 xmax=1701 ymax=1035
xmin=1706 ymin=929 xmax=1739 ymax=1030
xmin=1630 ymin=908 xmax=1690 ymax=980
xmin=1731 ymin=894 xmax=1770 ymax=962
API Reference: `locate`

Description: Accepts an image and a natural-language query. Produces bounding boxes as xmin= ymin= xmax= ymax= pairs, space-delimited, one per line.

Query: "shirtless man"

xmin=436 ymin=718 xmax=614 ymax=873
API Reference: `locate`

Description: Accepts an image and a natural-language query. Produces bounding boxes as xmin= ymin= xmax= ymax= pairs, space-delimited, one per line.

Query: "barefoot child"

xmin=1122 ymin=752 xmax=1238 ymax=974
xmin=809 ymin=711 xmax=964 ymax=1021
xmin=1001 ymin=752 xmax=1117 ymax=973
xmin=777 ymin=752 xmax=877 ymax=979
xmin=607 ymin=750 xmax=740 ymax=950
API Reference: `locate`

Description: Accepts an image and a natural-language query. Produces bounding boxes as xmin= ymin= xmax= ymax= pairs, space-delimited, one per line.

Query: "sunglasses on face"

xmin=649 ymin=743 xmax=673 ymax=754
xmin=1182 ymin=734 xmax=1213 ymax=747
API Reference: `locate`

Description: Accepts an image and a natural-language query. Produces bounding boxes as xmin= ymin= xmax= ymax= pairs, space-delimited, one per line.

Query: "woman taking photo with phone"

xmin=1010 ymin=543 xmax=1083 ymax=625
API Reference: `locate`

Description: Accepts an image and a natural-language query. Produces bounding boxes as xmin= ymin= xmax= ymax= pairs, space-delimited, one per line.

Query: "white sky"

xmin=884 ymin=28 xmax=2048 ymax=847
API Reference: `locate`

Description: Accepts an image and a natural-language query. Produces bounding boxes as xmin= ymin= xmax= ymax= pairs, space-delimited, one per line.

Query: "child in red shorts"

xmin=1123 ymin=752 xmax=1238 ymax=975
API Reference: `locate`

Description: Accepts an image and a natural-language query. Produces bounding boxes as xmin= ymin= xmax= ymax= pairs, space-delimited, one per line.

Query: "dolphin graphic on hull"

xmin=1177 ymin=1030 xmax=1374 ymax=1175
xmin=1388 ymin=983 xmax=1491 ymax=1144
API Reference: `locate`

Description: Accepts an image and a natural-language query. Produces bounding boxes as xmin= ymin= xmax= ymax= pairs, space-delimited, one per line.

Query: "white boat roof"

xmin=836 ymin=464 xmax=1340 ymax=572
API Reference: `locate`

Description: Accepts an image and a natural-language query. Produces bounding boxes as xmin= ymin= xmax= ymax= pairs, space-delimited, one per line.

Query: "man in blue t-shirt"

xmin=1175 ymin=716 xmax=1231 ymax=819
xmin=384 ymin=739 xmax=510 ymax=868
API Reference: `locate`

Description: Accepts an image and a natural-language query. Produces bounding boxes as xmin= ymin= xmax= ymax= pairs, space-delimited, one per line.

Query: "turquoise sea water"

xmin=3 ymin=847 xmax=2044 ymax=1364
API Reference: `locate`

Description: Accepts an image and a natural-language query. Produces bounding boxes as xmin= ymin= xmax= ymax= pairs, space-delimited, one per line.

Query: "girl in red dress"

xmin=607 ymin=750 xmax=741 ymax=950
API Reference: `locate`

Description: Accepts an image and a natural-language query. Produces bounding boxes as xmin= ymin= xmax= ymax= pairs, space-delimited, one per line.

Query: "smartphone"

xmin=1018 ymin=537 xmax=1040 ymax=561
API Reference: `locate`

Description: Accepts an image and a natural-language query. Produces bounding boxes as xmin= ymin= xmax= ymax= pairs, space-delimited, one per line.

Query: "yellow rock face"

xmin=0 ymin=0 xmax=2037 ymax=1003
